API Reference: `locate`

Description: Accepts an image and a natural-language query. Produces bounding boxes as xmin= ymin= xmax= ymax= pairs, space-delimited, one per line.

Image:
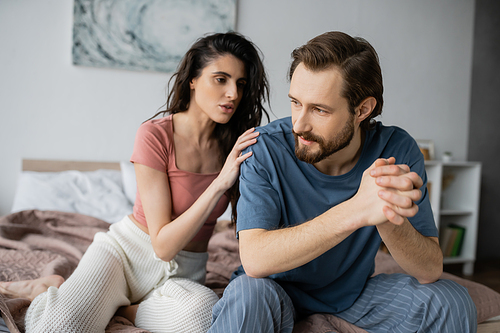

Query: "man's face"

xmin=289 ymin=63 xmax=356 ymax=164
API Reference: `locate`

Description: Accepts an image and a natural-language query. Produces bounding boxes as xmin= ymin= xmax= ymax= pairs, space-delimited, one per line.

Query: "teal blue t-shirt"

xmin=235 ymin=117 xmax=438 ymax=317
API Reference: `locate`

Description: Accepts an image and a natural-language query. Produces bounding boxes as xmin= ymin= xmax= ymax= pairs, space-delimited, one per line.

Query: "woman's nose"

xmin=226 ymin=82 xmax=238 ymax=100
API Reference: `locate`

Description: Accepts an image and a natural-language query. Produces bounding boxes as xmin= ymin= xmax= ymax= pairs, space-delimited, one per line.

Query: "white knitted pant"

xmin=25 ymin=216 xmax=219 ymax=333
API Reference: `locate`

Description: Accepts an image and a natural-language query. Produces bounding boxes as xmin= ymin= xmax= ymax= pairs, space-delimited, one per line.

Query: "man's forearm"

xmin=239 ymin=201 xmax=356 ymax=278
xmin=377 ymin=219 xmax=443 ymax=284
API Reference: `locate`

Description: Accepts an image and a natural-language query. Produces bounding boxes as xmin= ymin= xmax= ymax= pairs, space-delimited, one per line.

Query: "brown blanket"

xmin=0 ymin=210 xmax=247 ymax=332
xmin=1 ymin=210 xmax=500 ymax=333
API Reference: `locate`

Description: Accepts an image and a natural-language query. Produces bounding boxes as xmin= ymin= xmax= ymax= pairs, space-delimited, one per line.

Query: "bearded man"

xmin=208 ymin=31 xmax=477 ymax=333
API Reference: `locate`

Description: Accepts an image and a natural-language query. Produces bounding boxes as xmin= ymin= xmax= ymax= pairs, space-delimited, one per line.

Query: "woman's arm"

xmin=137 ymin=128 xmax=259 ymax=262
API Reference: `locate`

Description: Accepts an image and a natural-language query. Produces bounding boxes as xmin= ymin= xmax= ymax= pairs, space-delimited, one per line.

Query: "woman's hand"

xmin=215 ymin=127 xmax=259 ymax=191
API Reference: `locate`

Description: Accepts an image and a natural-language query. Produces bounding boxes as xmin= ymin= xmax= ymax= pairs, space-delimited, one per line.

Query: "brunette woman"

xmin=1 ymin=32 xmax=269 ymax=333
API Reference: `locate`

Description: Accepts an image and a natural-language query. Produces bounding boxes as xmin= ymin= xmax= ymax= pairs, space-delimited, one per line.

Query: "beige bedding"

xmin=1 ymin=210 xmax=499 ymax=332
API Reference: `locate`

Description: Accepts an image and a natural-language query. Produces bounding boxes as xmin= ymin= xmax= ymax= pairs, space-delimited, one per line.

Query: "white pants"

xmin=25 ymin=216 xmax=219 ymax=333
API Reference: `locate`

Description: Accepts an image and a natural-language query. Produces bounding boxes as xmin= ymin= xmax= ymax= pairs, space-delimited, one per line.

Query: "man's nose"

xmin=293 ymin=110 xmax=312 ymax=134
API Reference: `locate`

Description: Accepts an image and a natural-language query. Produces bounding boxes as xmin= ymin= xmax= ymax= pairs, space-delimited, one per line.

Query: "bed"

xmin=1 ymin=159 xmax=499 ymax=333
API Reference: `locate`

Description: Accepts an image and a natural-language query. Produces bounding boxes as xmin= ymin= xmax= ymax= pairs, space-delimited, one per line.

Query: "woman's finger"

xmin=236 ymin=151 xmax=253 ymax=163
xmin=236 ymin=128 xmax=259 ymax=142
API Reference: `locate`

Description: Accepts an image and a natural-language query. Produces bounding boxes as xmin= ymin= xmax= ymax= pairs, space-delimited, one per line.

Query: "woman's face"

xmin=189 ymin=54 xmax=247 ymax=124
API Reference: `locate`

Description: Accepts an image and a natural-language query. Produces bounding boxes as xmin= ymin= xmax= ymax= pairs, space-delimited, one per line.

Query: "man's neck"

xmin=313 ymin=130 xmax=365 ymax=176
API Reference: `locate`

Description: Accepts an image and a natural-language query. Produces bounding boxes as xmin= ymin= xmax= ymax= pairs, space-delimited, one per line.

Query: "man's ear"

xmin=356 ymin=97 xmax=377 ymax=124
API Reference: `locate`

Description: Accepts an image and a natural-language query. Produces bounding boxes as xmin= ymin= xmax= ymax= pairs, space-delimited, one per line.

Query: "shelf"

xmin=440 ymin=210 xmax=473 ymax=216
xmin=425 ymin=160 xmax=480 ymax=167
xmin=424 ymin=161 xmax=481 ymax=276
xmin=443 ymin=256 xmax=475 ymax=264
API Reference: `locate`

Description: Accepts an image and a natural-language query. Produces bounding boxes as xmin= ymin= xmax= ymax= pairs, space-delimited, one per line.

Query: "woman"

xmin=1 ymin=32 xmax=270 ymax=332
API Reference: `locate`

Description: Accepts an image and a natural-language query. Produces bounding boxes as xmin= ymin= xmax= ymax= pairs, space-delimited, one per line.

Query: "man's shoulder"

xmin=257 ymin=116 xmax=292 ymax=136
xmin=251 ymin=117 xmax=294 ymax=151
xmin=371 ymin=122 xmax=416 ymax=145
xmin=242 ymin=117 xmax=296 ymax=168
xmin=368 ymin=121 xmax=422 ymax=165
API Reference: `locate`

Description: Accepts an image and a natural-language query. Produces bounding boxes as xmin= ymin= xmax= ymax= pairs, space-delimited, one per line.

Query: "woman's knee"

xmin=136 ymin=278 xmax=219 ymax=333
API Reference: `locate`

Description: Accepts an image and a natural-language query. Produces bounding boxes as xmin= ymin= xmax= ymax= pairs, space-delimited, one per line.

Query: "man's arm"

xmin=371 ymin=158 xmax=443 ymax=284
xmin=239 ymin=201 xmax=360 ymax=278
xmin=239 ymin=158 xmax=420 ymax=278
xmin=377 ymin=221 xmax=442 ymax=284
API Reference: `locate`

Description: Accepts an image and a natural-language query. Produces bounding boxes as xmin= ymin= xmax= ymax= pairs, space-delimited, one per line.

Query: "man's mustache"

xmin=292 ymin=130 xmax=323 ymax=144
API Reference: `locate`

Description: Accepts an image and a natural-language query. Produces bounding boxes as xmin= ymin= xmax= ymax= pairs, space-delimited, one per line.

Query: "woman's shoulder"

xmin=140 ymin=114 xmax=173 ymax=132
xmin=136 ymin=115 xmax=174 ymax=140
xmin=131 ymin=115 xmax=173 ymax=170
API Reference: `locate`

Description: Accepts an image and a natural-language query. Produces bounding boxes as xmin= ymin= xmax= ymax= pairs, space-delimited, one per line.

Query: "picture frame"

xmin=416 ymin=140 xmax=435 ymax=160
xmin=72 ymin=0 xmax=237 ymax=73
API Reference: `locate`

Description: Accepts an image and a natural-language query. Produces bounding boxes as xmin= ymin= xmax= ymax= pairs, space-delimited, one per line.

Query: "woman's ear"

xmin=356 ymin=97 xmax=377 ymax=124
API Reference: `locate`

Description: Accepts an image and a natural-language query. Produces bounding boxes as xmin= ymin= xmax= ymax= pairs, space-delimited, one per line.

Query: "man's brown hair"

xmin=289 ymin=31 xmax=383 ymax=130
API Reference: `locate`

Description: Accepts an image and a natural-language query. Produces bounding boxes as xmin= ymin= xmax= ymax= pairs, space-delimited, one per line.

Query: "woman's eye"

xmin=216 ymin=77 xmax=226 ymax=83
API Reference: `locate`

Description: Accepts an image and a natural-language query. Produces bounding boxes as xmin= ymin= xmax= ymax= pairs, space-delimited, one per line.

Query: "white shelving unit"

xmin=424 ymin=161 xmax=482 ymax=275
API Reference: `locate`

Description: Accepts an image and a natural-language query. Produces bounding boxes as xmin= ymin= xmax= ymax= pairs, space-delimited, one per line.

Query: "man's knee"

xmin=419 ymin=278 xmax=477 ymax=331
xmin=224 ymin=274 xmax=283 ymax=303
xmin=425 ymin=279 xmax=475 ymax=310
xmin=223 ymin=274 xmax=296 ymax=316
xmin=210 ymin=275 xmax=294 ymax=333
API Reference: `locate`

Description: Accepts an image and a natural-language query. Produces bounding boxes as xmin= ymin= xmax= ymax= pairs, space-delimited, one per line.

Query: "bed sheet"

xmin=10 ymin=169 xmax=133 ymax=224
xmin=1 ymin=210 xmax=500 ymax=333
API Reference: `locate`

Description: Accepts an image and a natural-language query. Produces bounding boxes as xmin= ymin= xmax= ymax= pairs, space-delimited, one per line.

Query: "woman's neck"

xmin=173 ymin=110 xmax=216 ymax=147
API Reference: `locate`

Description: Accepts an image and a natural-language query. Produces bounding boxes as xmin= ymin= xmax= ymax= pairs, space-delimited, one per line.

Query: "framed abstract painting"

xmin=72 ymin=0 xmax=237 ymax=73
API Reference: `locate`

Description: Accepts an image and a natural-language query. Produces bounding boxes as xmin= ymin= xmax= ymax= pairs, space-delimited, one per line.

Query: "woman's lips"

xmin=220 ymin=104 xmax=234 ymax=113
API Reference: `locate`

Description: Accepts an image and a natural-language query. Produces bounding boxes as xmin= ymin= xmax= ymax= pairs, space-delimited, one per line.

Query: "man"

xmin=208 ymin=31 xmax=476 ymax=332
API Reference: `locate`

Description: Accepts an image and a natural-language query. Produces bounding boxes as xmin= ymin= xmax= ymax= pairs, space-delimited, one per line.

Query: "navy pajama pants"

xmin=208 ymin=273 xmax=477 ymax=333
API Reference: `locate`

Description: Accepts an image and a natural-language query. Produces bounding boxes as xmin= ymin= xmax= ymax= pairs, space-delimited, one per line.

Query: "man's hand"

xmin=370 ymin=157 xmax=422 ymax=225
xmin=350 ymin=158 xmax=419 ymax=229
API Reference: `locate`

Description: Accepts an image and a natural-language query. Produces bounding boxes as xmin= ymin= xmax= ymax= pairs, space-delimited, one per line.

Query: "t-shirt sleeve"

xmin=402 ymin=138 xmax=439 ymax=238
xmin=236 ymin=149 xmax=282 ymax=237
xmin=130 ymin=121 xmax=169 ymax=172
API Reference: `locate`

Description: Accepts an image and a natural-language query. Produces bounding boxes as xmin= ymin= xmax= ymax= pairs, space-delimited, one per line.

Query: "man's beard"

xmin=293 ymin=117 xmax=355 ymax=164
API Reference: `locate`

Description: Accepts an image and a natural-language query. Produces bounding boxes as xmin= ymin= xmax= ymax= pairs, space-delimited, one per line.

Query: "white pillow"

xmin=11 ymin=169 xmax=133 ymax=223
xmin=120 ymin=161 xmax=137 ymax=205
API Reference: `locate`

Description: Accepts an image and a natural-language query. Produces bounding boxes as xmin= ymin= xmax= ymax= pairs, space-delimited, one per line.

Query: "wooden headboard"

xmin=22 ymin=159 xmax=121 ymax=172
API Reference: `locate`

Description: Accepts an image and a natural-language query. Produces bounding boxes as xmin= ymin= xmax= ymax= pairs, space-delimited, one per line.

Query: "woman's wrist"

xmin=210 ymin=177 xmax=231 ymax=196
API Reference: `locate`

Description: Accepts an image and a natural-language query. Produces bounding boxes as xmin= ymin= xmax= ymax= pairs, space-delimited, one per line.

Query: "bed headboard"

xmin=22 ymin=159 xmax=121 ymax=172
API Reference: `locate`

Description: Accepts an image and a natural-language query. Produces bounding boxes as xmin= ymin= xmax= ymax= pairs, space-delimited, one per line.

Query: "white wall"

xmin=0 ymin=0 xmax=475 ymax=216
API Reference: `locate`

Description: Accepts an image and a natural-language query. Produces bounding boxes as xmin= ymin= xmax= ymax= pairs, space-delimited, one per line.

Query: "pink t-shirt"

xmin=130 ymin=115 xmax=229 ymax=242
